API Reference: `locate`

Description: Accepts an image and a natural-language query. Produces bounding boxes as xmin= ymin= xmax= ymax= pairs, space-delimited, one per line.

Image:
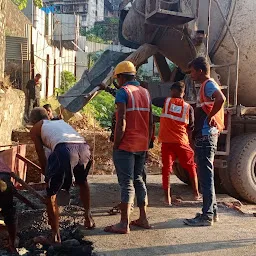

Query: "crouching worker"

xmin=158 ymin=81 xmax=200 ymax=206
xmin=0 ymin=167 xmax=18 ymax=254
xmin=29 ymin=107 xmax=95 ymax=243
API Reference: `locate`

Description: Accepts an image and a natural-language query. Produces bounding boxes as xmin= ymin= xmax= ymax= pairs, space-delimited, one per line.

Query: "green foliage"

xmin=152 ymin=106 xmax=162 ymax=136
xmin=152 ymin=105 xmax=162 ymax=116
xmin=12 ymin=0 xmax=42 ymax=9
xmin=55 ymin=71 xmax=76 ymax=95
xmin=88 ymin=51 xmax=104 ymax=69
xmin=83 ymin=91 xmax=115 ymax=128
xmin=85 ymin=34 xmax=106 ymax=44
xmin=81 ymin=17 xmax=119 ymax=44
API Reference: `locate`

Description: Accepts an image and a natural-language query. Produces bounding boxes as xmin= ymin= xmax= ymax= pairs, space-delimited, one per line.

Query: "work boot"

xmin=192 ymin=212 xmax=219 ymax=222
xmin=183 ymin=213 xmax=213 ymax=226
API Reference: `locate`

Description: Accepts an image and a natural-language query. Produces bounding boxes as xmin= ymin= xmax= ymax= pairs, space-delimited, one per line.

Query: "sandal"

xmin=104 ymin=225 xmax=130 ymax=234
xmin=130 ymin=219 xmax=152 ymax=229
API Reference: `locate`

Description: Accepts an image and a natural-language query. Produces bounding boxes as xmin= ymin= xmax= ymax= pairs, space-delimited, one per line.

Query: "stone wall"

xmin=5 ymin=0 xmax=31 ymax=37
xmin=0 ymin=88 xmax=25 ymax=145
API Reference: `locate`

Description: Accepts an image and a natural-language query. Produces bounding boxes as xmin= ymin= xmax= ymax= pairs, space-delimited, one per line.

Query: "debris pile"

xmin=0 ymin=189 xmax=93 ymax=256
xmin=69 ymin=114 xmax=161 ymax=175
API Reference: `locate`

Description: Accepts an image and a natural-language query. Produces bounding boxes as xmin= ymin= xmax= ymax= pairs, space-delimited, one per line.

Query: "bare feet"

xmin=164 ymin=201 xmax=172 ymax=207
xmin=52 ymin=233 xmax=61 ymax=244
xmin=130 ymin=219 xmax=151 ymax=229
xmin=84 ymin=215 xmax=95 ymax=229
xmin=194 ymin=194 xmax=202 ymax=201
xmin=164 ymin=189 xmax=172 ymax=206
xmin=172 ymin=196 xmax=183 ymax=205
xmin=104 ymin=222 xmax=130 ymax=234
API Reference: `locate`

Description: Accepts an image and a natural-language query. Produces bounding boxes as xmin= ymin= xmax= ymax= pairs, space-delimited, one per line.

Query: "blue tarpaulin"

xmin=41 ymin=6 xmax=55 ymax=14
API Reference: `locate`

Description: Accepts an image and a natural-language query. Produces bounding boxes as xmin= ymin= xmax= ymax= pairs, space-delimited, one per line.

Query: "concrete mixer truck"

xmin=117 ymin=0 xmax=256 ymax=203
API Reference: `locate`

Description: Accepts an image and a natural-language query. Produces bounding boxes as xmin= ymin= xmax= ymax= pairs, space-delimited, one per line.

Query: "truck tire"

xmin=173 ymin=162 xmax=221 ymax=190
xmin=173 ymin=162 xmax=190 ymax=185
xmin=229 ymin=133 xmax=256 ymax=203
xmin=218 ymin=136 xmax=245 ymax=199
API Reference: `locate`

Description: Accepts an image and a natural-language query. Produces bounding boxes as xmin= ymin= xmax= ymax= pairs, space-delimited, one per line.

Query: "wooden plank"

xmin=16 ymin=154 xmax=41 ymax=172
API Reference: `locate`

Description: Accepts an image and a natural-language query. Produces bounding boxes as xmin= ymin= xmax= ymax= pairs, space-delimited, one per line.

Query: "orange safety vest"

xmin=159 ymin=98 xmax=190 ymax=145
xmin=199 ymin=78 xmax=225 ymax=132
xmin=116 ymin=84 xmax=151 ymax=152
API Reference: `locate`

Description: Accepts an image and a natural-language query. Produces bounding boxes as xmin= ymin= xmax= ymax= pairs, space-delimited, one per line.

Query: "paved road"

xmin=85 ymin=175 xmax=256 ymax=256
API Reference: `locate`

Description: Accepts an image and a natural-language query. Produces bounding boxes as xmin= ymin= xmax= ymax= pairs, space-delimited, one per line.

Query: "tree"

xmin=81 ymin=17 xmax=119 ymax=44
xmin=55 ymin=70 xmax=76 ymax=95
xmin=12 ymin=0 xmax=42 ymax=9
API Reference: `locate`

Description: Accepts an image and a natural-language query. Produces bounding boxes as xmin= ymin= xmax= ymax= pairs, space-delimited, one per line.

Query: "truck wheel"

xmin=229 ymin=133 xmax=256 ymax=203
xmin=173 ymin=162 xmax=190 ymax=185
xmin=173 ymin=162 xmax=221 ymax=189
xmin=219 ymin=135 xmax=246 ymax=199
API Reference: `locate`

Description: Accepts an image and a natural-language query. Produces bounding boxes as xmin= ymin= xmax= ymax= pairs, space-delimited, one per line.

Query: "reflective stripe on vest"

xmin=126 ymin=87 xmax=150 ymax=112
xmin=161 ymin=98 xmax=190 ymax=124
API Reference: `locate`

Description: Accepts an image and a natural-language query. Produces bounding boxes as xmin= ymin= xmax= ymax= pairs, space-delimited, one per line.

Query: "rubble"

xmin=0 ymin=188 xmax=93 ymax=256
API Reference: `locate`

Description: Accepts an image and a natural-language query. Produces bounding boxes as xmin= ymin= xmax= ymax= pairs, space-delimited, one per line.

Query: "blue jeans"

xmin=113 ymin=149 xmax=147 ymax=206
xmin=195 ymin=135 xmax=218 ymax=219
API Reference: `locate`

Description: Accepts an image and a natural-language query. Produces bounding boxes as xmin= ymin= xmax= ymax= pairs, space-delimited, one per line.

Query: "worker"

xmin=184 ymin=57 xmax=225 ymax=226
xmin=29 ymin=107 xmax=95 ymax=243
xmin=104 ymin=61 xmax=153 ymax=234
xmin=158 ymin=81 xmax=200 ymax=206
xmin=43 ymin=104 xmax=63 ymax=120
xmin=0 ymin=162 xmax=18 ymax=254
xmin=26 ymin=73 xmax=42 ymax=118
xmin=100 ymin=80 xmax=156 ymax=215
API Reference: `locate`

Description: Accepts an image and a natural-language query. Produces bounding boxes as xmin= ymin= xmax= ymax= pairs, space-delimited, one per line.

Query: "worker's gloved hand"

xmin=99 ymin=83 xmax=107 ymax=90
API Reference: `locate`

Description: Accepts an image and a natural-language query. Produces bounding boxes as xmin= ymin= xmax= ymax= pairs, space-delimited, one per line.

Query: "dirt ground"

xmin=5 ymin=116 xmax=256 ymax=255
xmin=1 ymin=175 xmax=256 ymax=255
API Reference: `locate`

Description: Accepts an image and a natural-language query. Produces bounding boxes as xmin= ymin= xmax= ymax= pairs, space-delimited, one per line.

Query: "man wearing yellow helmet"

xmin=104 ymin=61 xmax=153 ymax=234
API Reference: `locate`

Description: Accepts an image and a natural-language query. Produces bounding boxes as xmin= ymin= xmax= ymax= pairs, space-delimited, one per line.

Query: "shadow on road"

xmin=96 ymin=239 xmax=256 ymax=255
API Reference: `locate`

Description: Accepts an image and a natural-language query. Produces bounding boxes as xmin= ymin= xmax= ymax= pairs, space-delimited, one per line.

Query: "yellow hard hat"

xmin=113 ymin=61 xmax=136 ymax=78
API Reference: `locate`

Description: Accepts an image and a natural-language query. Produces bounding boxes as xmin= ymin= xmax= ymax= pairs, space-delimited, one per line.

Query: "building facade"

xmin=43 ymin=0 xmax=104 ymax=29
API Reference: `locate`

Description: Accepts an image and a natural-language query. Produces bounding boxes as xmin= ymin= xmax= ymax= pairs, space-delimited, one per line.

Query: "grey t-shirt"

xmin=26 ymin=79 xmax=41 ymax=99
